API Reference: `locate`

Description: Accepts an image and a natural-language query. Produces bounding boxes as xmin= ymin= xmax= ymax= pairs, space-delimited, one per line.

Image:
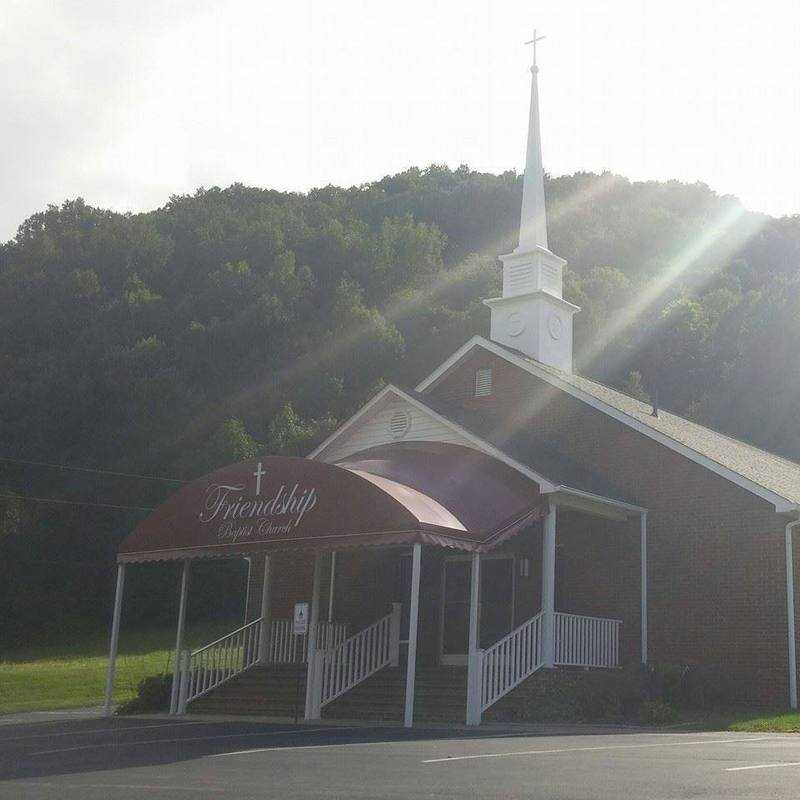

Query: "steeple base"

xmin=484 ymin=291 xmax=579 ymax=373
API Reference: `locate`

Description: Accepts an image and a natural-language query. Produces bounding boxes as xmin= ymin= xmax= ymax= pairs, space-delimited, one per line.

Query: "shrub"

xmin=116 ymin=673 xmax=173 ymax=715
xmin=639 ymin=699 xmax=678 ymax=726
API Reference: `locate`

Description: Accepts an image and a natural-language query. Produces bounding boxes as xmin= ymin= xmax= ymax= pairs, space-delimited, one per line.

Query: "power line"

xmin=0 ymin=456 xmax=186 ymax=484
xmin=0 ymin=493 xmax=154 ymax=513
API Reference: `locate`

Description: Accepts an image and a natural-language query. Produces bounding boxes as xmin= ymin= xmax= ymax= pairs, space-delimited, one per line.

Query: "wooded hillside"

xmin=2 ymin=167 xmax=799 ymax=642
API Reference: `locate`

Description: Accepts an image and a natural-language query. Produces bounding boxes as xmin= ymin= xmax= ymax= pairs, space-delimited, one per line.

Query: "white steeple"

xmin=518 ymin=32 xmax=548 ymax=252
xmin=484 ymin=33 xmax=579 ymax=372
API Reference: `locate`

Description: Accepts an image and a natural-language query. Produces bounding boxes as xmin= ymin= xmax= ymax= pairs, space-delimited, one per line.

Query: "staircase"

xmin=189 ymin=664 xmax=307 ymax=718
xmin=188 ymin=663 xmax=469 ymax=723
xmin=324 ymin=665 xmax=468 ymax=723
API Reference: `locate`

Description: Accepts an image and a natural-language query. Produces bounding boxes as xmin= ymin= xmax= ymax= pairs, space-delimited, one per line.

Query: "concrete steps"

xmin=189 ymin=664 xmax=307 ymax=718
xmin=187 ymin=663 xmax=469 ymax=723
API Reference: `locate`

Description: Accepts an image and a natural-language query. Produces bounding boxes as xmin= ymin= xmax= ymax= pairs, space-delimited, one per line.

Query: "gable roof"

xmin=416 ymin=336 xmax=800 ymax=513
xmin=409 ymin=389 xmax=634 ymax=505
xmin=308 ymin=384 xmax=557 ymax=490
xmin=309 ymin=384 xmax=643 ymax=517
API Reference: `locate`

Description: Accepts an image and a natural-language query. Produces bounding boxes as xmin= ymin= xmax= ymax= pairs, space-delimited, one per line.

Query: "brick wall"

xmin=427 ymin=348 xmax=794 ymax=705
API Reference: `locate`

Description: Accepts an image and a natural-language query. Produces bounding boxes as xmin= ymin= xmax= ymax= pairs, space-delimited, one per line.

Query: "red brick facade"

xmin=426 ymin=348 xmax=796 ymax=705
xmin=241 ymin=347 xmax=796 ymax=707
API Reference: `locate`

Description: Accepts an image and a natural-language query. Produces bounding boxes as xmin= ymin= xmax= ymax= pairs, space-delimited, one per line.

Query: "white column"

xmin=466 ymin=551 xmax=482 ymax=725
xmin=640 ymin=511 xmax=648 ymax=665
xmin=169 ymin=560 xmax=191 ymax=714
xmin=389 ymin=602 xmax=402 ymax=667
xmin=304 ymin=552 xmax=324 ymax=720
xmin=258 ymin=554 xmax=272 ymax=663
xmin=243 ymin=557 xmax=252 ymax=624
xmin=103 ymin=563 xmax=126 ymax=717
xmin=786 ymin=520 xmax=799 ymax=709
xmin=327 ymin=551 xmax=337 ymax=622
xmin=541 ymin=501 xmax=557 ymax=668
xmin=404 ymin=543 xmax=422 ymax=728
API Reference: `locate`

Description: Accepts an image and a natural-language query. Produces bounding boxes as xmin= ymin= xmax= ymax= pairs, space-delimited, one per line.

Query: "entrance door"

xmin=439 ymin=557 xmax=514 ymax=665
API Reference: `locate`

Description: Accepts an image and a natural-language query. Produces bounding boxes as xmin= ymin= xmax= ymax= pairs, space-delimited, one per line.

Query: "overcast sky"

xmin=2 ymin=0 xmax=799 ymax=241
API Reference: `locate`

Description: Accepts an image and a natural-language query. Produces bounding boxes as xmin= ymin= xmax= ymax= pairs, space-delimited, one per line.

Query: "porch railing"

xmin=478 ymin=611 xmax=544 ymax=712
xmin=270 ymin=619 xmax=349 ymax=664
xmin=554 ymin=612 xmax=621 ymax=668
xmin=180 ymin=617 xmax=263 ymax=708
xmin=470 ymin=611 xmax=622 ymax=722
xmin=316 ymin=603 xmax=401 ymax=709
xmin=177 ymin=617 xmax=350 ymax=711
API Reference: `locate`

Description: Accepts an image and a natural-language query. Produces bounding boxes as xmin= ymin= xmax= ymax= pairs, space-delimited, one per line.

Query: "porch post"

xmin=103 ymin=562 xmax=126 ymax=717
xmin=243 ymin=557 xmax=252 ymax=624
xmin=466 ymin=551 xmax=482 ymax=725
xmin=304 ymin=552 xmax=324 ymax=720
xmin=542 ymin=501 xmax=557 ymax=669
xmin=640 ymin=511 xmax=648 ymax=665
xmin=404 ymin=543 xmax=422 ymax=728
xmin=170 ymin=559 xmax=191 ymax=714
xmin=328 ymin=551 xmax=337 ymax=622
xmin=258 ymin=554 xmax=272 ymax=663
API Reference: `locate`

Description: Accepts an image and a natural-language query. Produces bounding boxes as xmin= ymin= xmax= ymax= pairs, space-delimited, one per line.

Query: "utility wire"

xmin=0 ymin=455 xmax=186 ymax=484
xmin=0 ymin=493 xmax=154 ymax=513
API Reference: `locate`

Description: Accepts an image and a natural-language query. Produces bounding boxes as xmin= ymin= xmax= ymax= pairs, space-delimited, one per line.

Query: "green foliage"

xmin=639 ymin=699 xmax=679 ymax=726
xmin=211 ymin=417 xmax=262 ymax=464
xmin=115 ymin=673 xmax=172 ymax=715
xmin=494 ymin=665 xmax=645 ymax=723
xmin=2 ymin=167 xmax=800 ymax=643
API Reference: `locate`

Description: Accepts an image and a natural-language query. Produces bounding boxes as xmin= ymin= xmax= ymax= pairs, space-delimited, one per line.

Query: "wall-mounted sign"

xmin=293 ymin=602 xmax=309 ymax=635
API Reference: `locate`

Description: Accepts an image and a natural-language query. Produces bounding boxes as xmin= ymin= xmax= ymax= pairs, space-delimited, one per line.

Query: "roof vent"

xmin=389 ymin=410 xmax=411 ymax=439
xmin=475 ymin=367 xmax=493 ymax=397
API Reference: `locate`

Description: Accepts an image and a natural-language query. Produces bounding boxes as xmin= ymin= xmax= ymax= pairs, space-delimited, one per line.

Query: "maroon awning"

xmin=118 ymin=446 xmax=545 ymax=563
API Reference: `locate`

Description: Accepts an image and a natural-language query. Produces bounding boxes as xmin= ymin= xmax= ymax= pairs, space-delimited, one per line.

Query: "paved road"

xmin=1 ymin=716 xmax=800 ymax=799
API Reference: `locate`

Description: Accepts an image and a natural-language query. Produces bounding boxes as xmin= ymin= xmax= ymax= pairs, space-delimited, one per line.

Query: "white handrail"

xmin=317 ymin=604 xmax=401 ymax=709
xmin=270 ymin=619 xmax=349 ymax=664
xmin=182 ymin=616 xmax=263 ymax=707
xmin=554 ymin=612 xmax=621 ymax=668
xmin=479 ymin=611 xmax=544 ymax=711
xmin=178 ymin=618 xmax=350 ymax=710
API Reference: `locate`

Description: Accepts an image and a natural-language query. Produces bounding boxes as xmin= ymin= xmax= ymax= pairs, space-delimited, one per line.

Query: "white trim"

xmin=169 ymin=560 xmax=191 ymax=715
xmin=258 ymin=555 xmax=272 ymax=663
xmin=242 ymin=556 xmax=252 ymax=625
xmin=308 ymin=385 xmax=398 ymax=460
xmin=103 ymin=563 xmax=126 ymax=717
xmin=641 ymin=511 xmax=648 ymax=665
xmin=309 ymin=383 xmax=557 ymax=492
xmin=544 ymin=486 xmax=644 ymax=519
xmin=786 ymin=516 xmax=800 ymax=709
xmin=541 ymin=501 xmax=556 ymax=668
xmin=404 ymin=543 xmax=422 ymax=728
xmin=416 ymin=336 xmax=797 ymax=512
xmin=304 ymin=554 xmax=324 ymax=720
xmin=484 ymin=290 xmax=580 ymax=313
xmin=466 ymin=552 xmax=482 ymax=726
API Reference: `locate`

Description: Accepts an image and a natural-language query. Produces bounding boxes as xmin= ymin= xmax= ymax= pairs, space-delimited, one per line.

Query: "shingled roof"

xmin=418 ymin=336 xmax=800 ymax=512
xmin=409 ymin=390 xmax=635 ymax=506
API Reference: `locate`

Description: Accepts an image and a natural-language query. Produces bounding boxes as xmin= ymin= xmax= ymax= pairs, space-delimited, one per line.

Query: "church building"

xmin=106 ymin=47 xmax=800 ymax=725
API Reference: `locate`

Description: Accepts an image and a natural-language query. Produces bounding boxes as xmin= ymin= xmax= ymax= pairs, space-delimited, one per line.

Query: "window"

xmin=474 ymin=367 xmax=492 ymax=397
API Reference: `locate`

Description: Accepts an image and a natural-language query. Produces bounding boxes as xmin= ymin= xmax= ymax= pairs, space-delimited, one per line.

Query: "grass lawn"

xmin=0 ymin=619 xmax=241 ymax=715
xmin=723 ymin=710 xmax=800 ymax=733
xmin=670 ymin=708 xmax=800 ymax=733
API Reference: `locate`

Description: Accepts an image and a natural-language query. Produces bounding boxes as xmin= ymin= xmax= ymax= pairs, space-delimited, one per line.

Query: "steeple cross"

xmin=525 ymin=29 xmax=546 ymax=69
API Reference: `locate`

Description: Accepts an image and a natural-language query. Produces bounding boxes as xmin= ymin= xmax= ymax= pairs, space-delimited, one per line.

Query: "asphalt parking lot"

xmin=1 ymin=715 xmax=800 ymax=799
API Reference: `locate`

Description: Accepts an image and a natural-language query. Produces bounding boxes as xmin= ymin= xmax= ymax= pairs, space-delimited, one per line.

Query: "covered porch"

xmin=105 ymin=445 xmax=647 ymax=726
